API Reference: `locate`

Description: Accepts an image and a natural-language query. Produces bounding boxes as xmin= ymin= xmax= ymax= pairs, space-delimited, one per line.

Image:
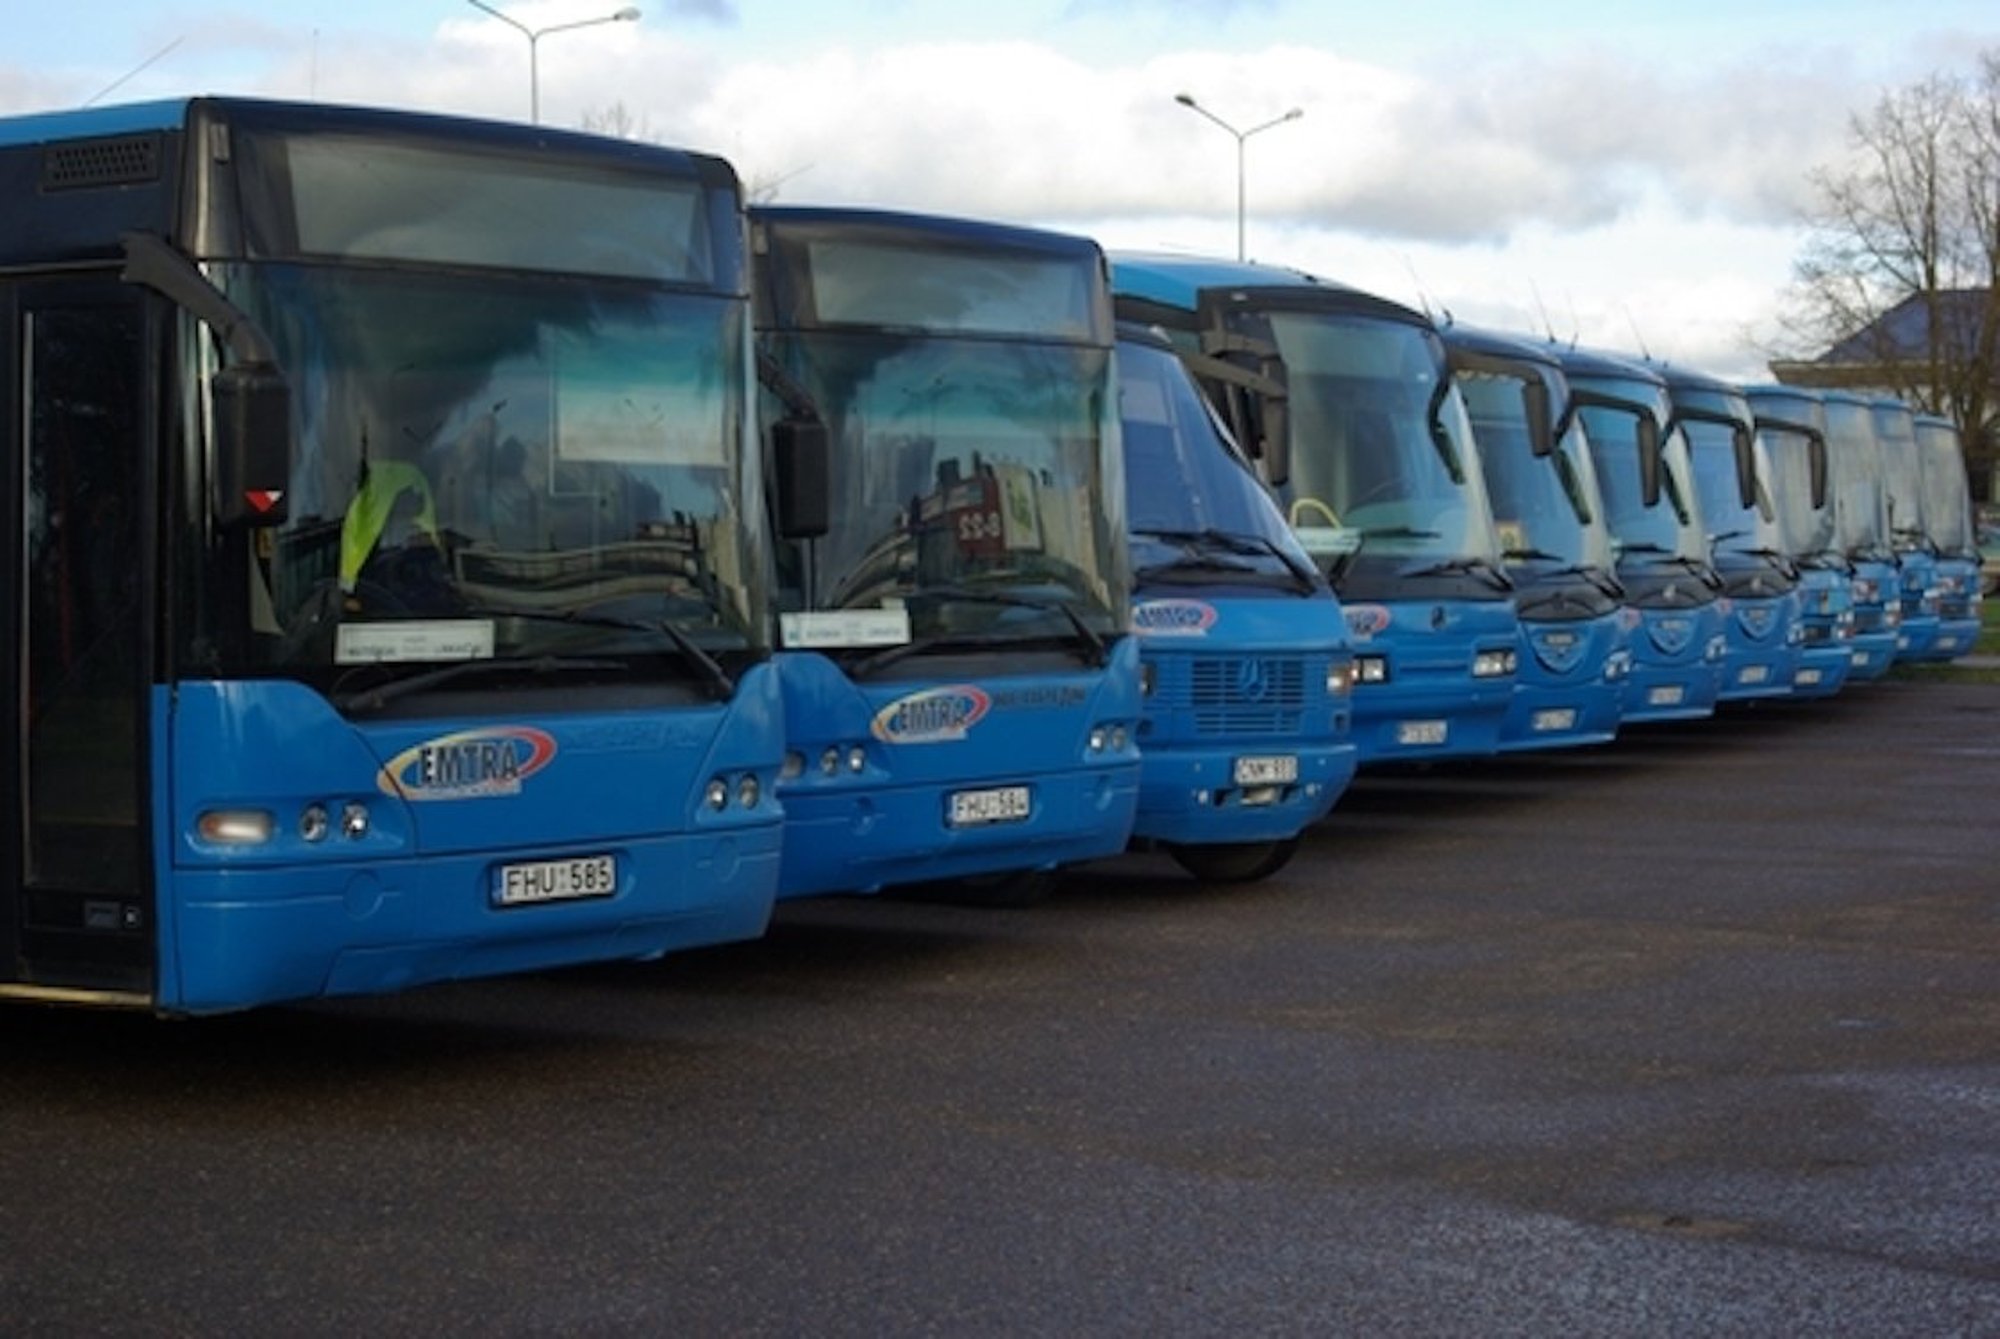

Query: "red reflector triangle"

xmin=246 ymin=489 xmax=285 ymax=513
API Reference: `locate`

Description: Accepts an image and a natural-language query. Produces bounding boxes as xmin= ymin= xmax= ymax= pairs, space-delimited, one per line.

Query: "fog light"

xmin=299 ymin=803 xmax=330 ymax=843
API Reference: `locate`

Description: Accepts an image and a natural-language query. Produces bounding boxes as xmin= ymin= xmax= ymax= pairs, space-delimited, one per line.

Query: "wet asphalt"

xmin=3 ymin=677 xmax=1999 ymax=1336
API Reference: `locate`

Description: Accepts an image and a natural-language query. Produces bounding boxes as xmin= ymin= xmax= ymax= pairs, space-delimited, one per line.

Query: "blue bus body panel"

xmin=1130 ymin=594 xmax=1355 ymax=845
xmin=1892 ymin=551 xmax=1942 ymax=661
xmin=0 ymin=99 xmax=192 ymax=147
xmin=1500 ymin=610 xmax=1626 ymax=751
xmin=1846 ymin=558 xmax=1902 ymax=681
xmin=1791 ymin=569 xmax=1855 ymax=698
xmin=1621 ymin=603 xmax=1726 ymax=722
xmin=1717 ymin=591 xmax=1806 ymax=702
xmin=1914 ymin=556 xmax=1982 ymax=661
xmin=1344 ymin=598 xmax=1515 ymax=762
xmin=155 ymin=670 xmax=785 ymax=1014
xmin=772 ymin=638 xmax=1142 ymax=898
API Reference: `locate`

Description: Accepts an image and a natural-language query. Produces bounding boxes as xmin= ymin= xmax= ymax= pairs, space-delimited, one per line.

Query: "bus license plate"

xmin=1647 ymin=685 xmax=1686 ymax=707
xmin=1233 ymin=754 xmax=1299 ymax=786
xmin=1396 ymin=720 xmax=1448 ymax=747
xmin=1796 ymin=668 xmax=1823 ymax=686
xmin=1739 ymin=665 xmax=1770 ymax=685
xmin=493 ymin=854 xmax=617 ymax=907
xmin=1531 ymin=708 xmax=1577 ymax=733
xmin=948 ymin=785 xmax=1031 ymax=827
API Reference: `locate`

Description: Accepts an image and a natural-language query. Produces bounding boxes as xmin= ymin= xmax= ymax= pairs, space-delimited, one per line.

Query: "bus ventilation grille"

xmin=42 ymin=134 xmax=163 ymax=191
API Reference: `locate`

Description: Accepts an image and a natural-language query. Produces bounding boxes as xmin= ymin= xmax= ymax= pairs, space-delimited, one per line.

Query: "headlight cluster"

xmin=1355 ymin=654 xmax=1390 ymax=684
xmin=1086 ymin=722 xmax=1132 ymax=754
xmin=1326 ymin=659 xmax=1357 ymax=697
xmin=781 ymin=745 xmax=868 ymax=783
xmin=1850 ymin=577 xmax=1879 ymax=603
xmin=1471 ymin=647 xmax=1518 ymax=678
xmin=198 ymin=800 xmax=372 ymax=847
xmin=704 ymin=772 xmax=763 ymax=811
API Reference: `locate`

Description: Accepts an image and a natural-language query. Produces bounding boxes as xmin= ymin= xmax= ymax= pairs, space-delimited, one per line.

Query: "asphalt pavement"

xmin=3 ymin=679 xmax=1998 ymax=1336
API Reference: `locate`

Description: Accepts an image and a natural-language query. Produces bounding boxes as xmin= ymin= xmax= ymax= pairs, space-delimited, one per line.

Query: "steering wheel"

xmin=1289 ymin=496 xmax=1342 ymax=528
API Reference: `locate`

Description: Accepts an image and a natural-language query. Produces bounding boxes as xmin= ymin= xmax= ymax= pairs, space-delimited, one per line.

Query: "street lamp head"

xmin=613 ymin=6 xmax=640 ymax=18
xmin=1283 ymin=108 xmax=1303 ymax=122
xmin=1174 ymin=93 xmax=1197 ymax=108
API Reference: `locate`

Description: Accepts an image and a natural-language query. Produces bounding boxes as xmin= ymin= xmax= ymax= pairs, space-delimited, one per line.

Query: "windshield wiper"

xmin=456 ymin=605 xmax=737 ymax=699
xmin=843 ymin=584 xmax=1108 ymax=678
xmin=1401 ymin=555 xmax=1513 ymax=593
xmin=1133 ymin=527 xmax=1318 ymax=593
xmin=1503 ymin=546 xmax=1569 ymax=564
xmin=334 ymin=654 xmax=631 ymax=714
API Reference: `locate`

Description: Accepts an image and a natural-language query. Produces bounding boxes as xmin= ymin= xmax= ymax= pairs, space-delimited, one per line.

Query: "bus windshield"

xmin=758 ymin=230 xmax=1126 ymax=639
xmin=1119 ymin=337 xmax=1323 ymax=590
xmin=1458 ymin=369 xmax=1613 ymax=573
xmin=1571 ymin=379 xmax=1707 ymax=564
xmin=1915 ymin=419 xmax=1975 ymax=555
xmin=221 ymin=263 xmax=765 ymax=672
xmin=1871 ymin=403 xmax=1929 ymax=549
xmin=1262 ymin=312 xmax=1500 ymax=571
xmin=1759 ymin=421 xmax=1837 ymax=560
xmin=1681 ymin=415 xmax=1777 ymax=557
xmin=1822 ymin=399 xmax=1892 ymax=560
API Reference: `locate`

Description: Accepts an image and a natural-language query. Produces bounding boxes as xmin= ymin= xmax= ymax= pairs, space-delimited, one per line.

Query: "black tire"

xmin=1166 ymin=837 xmax=1299 ymax=884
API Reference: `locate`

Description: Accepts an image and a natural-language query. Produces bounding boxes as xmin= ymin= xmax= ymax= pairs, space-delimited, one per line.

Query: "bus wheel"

xmin=1167 ymin=838 xmax=1299 ymax=884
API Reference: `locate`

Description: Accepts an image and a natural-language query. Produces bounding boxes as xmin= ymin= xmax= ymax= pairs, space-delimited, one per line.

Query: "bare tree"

xmin=580 ymin=101 xmax=663 ymax=144
xmin=1777 ymin=52 xmax=2000 ymax=494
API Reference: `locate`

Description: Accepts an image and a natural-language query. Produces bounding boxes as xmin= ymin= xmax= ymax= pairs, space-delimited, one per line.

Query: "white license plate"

xmin=494 ymin=853 xmax=617 ymax=907
xmin=948 ymin=785 xmax=1031 ymax=827
xmin=1531 ymin=708 xmax=1577 ymax=733
xmin=1396 ymin=720 xmax=1449 ymax=747
xmin=1233 ymin=754 xmax=1299 ymax=786
xmin=1739 ymin=665 xmax=1770 ymax=685
xmin=1851 ymin=650 xmax=1870 ymax=667
xmin=1796 ymin=668 xmax=1823 ymax=686
xmin=1647 ymin=685 xmax=1686 ymax=707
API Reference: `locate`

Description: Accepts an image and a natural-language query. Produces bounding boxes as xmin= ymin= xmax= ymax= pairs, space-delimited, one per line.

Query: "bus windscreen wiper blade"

xmin=1503 ymin=546 xmax=1568 ymax=564
xmin=1133 ymin=527 xmax=1318 ymax=593
xmin=860 ymin=583 xmax=1108 ymax=671
xmin=458 ymin=605 xmax=735 ymax=699
xmin=334 ymin=654 xmax=629 ymax=714
xmin=1401 ymin=555 xmax=1512 ymax=592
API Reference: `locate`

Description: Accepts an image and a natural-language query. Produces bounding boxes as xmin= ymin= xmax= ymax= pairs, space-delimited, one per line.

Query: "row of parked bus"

xmin=0 ymin=98 xmax=1981 ymax=1015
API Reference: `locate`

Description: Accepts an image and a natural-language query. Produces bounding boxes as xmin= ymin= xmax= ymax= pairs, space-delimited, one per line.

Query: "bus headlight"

xmin=820 ymin=747 xmax=841 ymax=776
xmin=1327 ymin=660 xmax=1356 ymax=697
xmin=1088 ymin=726 xmax=1107 ymax=752
xmin=299 ymin=804 xmax=330 ymax=843
xmin=1471 ymin=648 xmax=1517 ymax=678
xmin=737 ymin=774 xmax=761 ymax=809
xmin=340 ymin=802 xmax=371 ymax=840
xmin=197 ymin=809 xmax=274 ymax=846
xmin=780 ymin=751 xmax=806 ymax=781
xmin=705 ymin=777 xmax=730 ymax=811
xmin=1355 ymin=654 xmax=1389 ymax=684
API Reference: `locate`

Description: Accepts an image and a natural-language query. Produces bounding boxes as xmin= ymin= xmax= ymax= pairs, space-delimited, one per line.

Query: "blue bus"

xmin=0 ymin=98 xmax=786 ymax=1013
xmin=750 ymin=207 xmax=1141 ymax=904
xmin=1118 ymin=322 xmax=1356 ymax=881
xmin=1661 ymin=367 xmax=1805 ymax=702
xmin=1909 ymin=413 xmax=1984 ymax=660
xmin=1110 ymin=256 xmax=1518 ymax=765
xmin=1554 ymin=348 xmax=1727 ymax=723
xmin=1444 ymin=326 xmax=1627 ymax=751
xmin=1743 ymin=385 xmax=1855 ymax=698
xmin=1819 ymin=390 xmax=1903 ymax=681
xmin=1871 ymin=397 xmax=1944 ymax=662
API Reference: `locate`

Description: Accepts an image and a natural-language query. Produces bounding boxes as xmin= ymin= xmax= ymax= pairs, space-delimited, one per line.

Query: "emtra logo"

xmin=1132 ymin=599 xmax=1218 ymax=637
xmin=1344 ymin=604 xmax=1393 ymax=641
xmin=871 ymin=686 xmax=992 ymax=744
xmin=378 ymin=727 xmax=558 ymax=801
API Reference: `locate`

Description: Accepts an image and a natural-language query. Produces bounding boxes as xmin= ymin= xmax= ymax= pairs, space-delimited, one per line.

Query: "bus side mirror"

xmin=1733 ymin=424 xmax=1758 ymax=509
xmin=212 ymin=361 xmax=292 ymax=529
xmin=1523 ymin=379 xmax=1555 ymax=457
xmin=1638 ymin=415 xmax=1663 ymax=508
xmin=1808 ymin=432 xmax=1828 ymax=509
xmin=772 ymin=417 xmax=829 ymax=540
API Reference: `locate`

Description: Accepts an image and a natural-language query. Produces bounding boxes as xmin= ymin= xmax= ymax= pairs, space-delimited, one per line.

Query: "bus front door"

xmin=3 ymin=283 xmax=156 ymax=1005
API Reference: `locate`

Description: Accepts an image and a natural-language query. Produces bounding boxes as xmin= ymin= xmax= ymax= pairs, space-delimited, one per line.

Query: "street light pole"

xmin=1173 ymin=93 xmax=1303 ymax=262
xmin=465 ymin=1 xmax=641 ymax=125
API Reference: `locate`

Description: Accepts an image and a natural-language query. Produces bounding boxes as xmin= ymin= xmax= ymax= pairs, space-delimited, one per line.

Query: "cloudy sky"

xmin=8 ymin=2 xmax=1997 ymax=378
